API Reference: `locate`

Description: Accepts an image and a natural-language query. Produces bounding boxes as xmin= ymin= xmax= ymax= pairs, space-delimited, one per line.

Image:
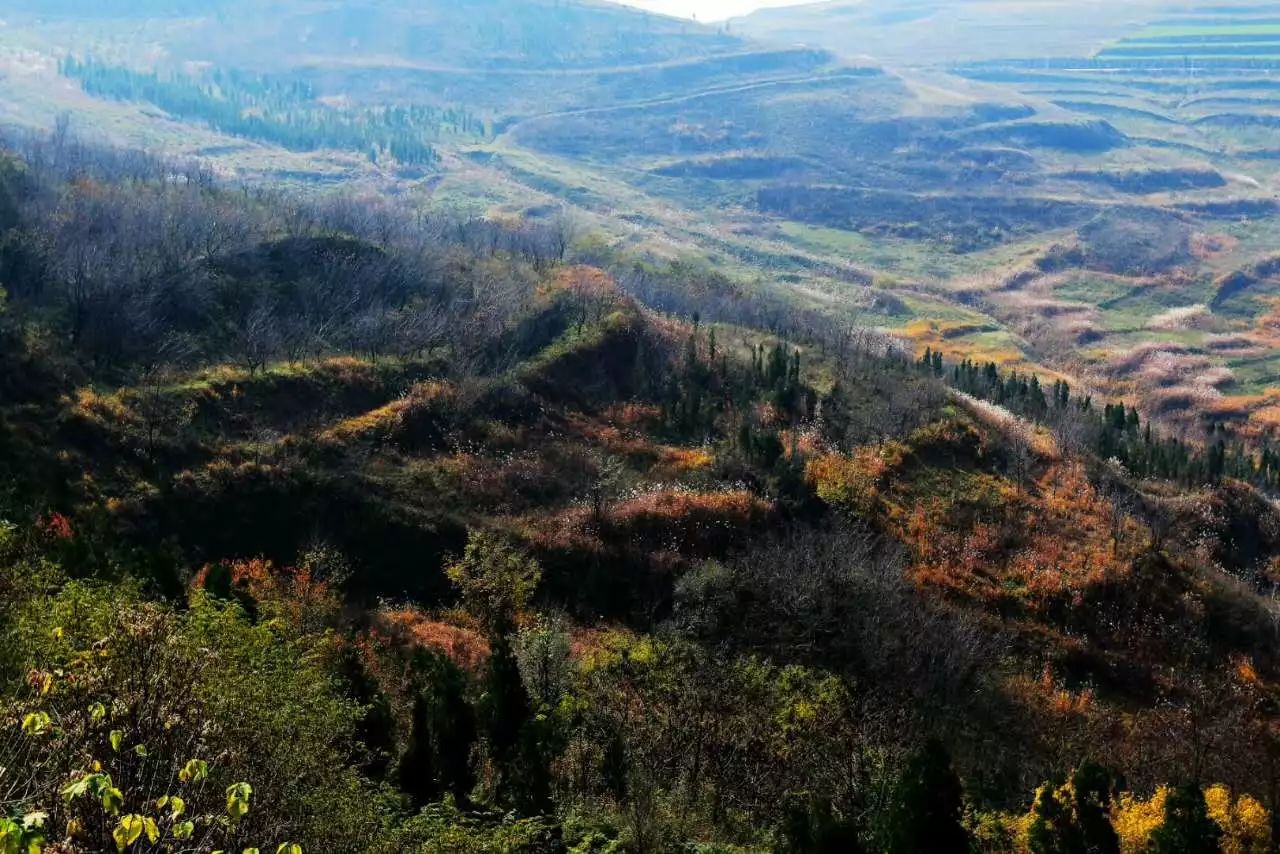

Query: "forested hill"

xmin=1 ymin=128 xmax=1280 ymax=852
xmin=0 ymin=0 xmax=743 ymax=70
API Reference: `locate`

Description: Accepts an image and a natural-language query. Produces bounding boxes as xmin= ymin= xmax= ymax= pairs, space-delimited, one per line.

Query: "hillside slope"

xmin=4 ymin=131 xmax=1280 ymax=851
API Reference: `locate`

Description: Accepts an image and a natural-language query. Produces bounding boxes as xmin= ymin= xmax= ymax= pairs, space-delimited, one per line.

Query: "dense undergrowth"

xmin=2 ymin=132 xmax=1280 ymax=852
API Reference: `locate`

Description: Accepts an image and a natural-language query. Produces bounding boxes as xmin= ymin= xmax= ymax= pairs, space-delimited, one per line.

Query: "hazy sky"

xmin=618 ymin=0 xmax=812 ymax=22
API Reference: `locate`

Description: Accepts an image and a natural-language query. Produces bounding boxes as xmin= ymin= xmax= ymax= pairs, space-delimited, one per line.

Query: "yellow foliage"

xmin=317 ymin=381 xmax=454 ymax=444
xmin=981 ymin=782 xmax=1272 ymax=854
xmin=1112 ymin=788 xmax=1168 ymax=854
xmin=806 ymin=442 xmax=907 ymax=516
xmin=1205 ymin=785 xmax=1272 ymax=854
xmin=319 ymin=400 xmax=404 ymax=443
xmin=69 ymin=387 xmax=135 ymax=426
xmin=659 ymin=446 xmax=714 ymax=473
xmin=968 ymin=809 xmax=1032 ymax=853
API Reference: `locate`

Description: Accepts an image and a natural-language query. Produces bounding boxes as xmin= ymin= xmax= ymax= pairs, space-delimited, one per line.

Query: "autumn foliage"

xmin=810 ymin=417 xmax=1140 ymax=611
xmin=536 ymin=488 xmax=774 ymax=557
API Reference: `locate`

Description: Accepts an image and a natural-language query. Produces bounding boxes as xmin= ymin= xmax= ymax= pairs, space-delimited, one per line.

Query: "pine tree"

xmin=1072 ymin=762 xmax=1120 ymax=854
xmin=398 ymin=652 xmax=478 ymax=809
xmin=337 ymin=644 xmax=397 ymax=781
xmin=483 ymin=633 xmax=552 ymax=814
xmin=1149 ymin=784 xmax=1222 ymax=854
xmin=885 ymin=740 xmax=970 ymax=854
xmin=398 ymin=695 xmax=442 ymax=808
xmin=432 ymin=656 xmax=478 ymax=808
xmin=1028 ymin=782 xmax=1086 ymax=854
xmin=783 ymin=794 xmax=863 ymax=853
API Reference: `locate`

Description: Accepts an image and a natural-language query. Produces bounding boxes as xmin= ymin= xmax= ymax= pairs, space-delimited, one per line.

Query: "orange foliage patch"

xmin=812 ymin=419 xmax=1139 ymax=611
xmin=193 ymin=558 xmax=338 ymax=629
xmin=906 ymin=461 xmax=1138 ymax=606
xmin=535 ymin=488 xmax=774 ymax=557
xmin=372 ymin=607 xmax=491 ymax=672
xmin=601 ymin=402 xmax=662 ymax=429
xmin=566 ymin=410 xmax=714 ymax=478
xmin=806 ymin=442 xmax=908 ymax=516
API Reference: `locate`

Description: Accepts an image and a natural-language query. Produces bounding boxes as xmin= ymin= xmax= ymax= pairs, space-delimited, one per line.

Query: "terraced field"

xmin=898 ymin=6 xmax=1280 ymax=438
xmin=1099 ymin=5 xmax=1280 ymax=64
xmin=7 ymin=0 xmax=1280 ymax=446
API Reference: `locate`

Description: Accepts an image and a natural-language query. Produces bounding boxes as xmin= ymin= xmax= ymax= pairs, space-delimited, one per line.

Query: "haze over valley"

xmin=4 ymin=0 xmax=1280 ymax=438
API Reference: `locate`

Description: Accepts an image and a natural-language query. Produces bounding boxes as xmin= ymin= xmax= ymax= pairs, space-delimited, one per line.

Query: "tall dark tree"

xmin=398 ymin=694 xmax=442 ymax=808
xmin=336 ymin=644 xmax=397 ymax=781
xmin=1028 ymin=782 xmax=1085 ymax=854
xmin=483 ymin=633 xmax=541 ymax=811
xmin=884 ymin=740 xmax=970 ymax=854
xmin=431 ymin=656 xmax=479 ymax=808
xmin=1071 ymin=762 xmax=1120 ymax=854
xmin=783 ymin=794 xmax=862 ymax=853
xmin=398 ymin=652 xmax=478 ymax=809
xmin=1149 ymin=784 xmax=1222 ymax=854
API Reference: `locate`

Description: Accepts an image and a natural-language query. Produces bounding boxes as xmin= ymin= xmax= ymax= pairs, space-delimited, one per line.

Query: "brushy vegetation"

xmin=4 ymin=128 xmax=1280 ymax=853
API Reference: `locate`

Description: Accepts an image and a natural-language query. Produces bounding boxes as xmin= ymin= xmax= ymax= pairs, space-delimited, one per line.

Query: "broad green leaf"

xmin=101 ymin=785 xmax=124 ymax=815
xmin=88 ymin=702 xmax=107 ymax=723
xmin=143 ymin=817 xmax=159 ymax=844
xmin=226 ymin=782 xmax=252 ymax=823
xmin=243 ymin=849 xmax=260 ymax=854
xmin=172 ymin=821 xmax=195 ymax=841
xmin=60 ymin=772 xmax=109 ymax=802
xmin=179 ymin=758 xmax=208 ymax=784
xmin=0 ymin=819 xmax=21 ymax=853
xmin=20 ymin=712 xmax=50 ymax=736
xmin=108 ymin=730 xmax=123 ymax=753
xmin=276 ymin=844 xmax=303 ymax=854
xmin=168 ymin=796 xmax=185 ymax=818
xmin=113 ymin=815 xmax=143 ymax=852
xmin=113 ymin=815 xmax=145 ymax=851
xmin=132 ymin=744 xmax=147 ymax=758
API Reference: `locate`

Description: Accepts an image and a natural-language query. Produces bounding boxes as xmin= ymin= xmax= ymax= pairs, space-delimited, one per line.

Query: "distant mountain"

xmin=0 ymin=0 xmax=744 ymax=72
xmin=731 ymin=0 xmax=1210 ymax=65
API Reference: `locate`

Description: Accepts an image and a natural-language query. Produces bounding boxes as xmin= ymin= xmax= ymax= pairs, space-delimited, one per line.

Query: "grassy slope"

xmin=10 ymin=0 xmax=1280 ymax=442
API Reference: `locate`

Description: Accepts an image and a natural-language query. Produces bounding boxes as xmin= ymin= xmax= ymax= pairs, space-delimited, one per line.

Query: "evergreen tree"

xmin=783 ymin=794 xmax=862 ymax=853
xmin=398 ymin=652 xmax=478 ymax=809
xmin=1028 ymin=782 xmax=1086 ymax=854
xmin=432 ymin=657 xmax=479 ymax=808
xmin=1071 ymin=762 xmax=1120 ymax=854
xmin=1149 ymin=784 xmax=1222 ymax=854
xmin=483 ymin=634 xmax=552 ymax=814
xmin=398 ymin=695 xmax=442 ymax=808
xmin=884 ymin=740 xmax=970 ymax=854
xmin=337 ymin=644 xmax=397 ymax=781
